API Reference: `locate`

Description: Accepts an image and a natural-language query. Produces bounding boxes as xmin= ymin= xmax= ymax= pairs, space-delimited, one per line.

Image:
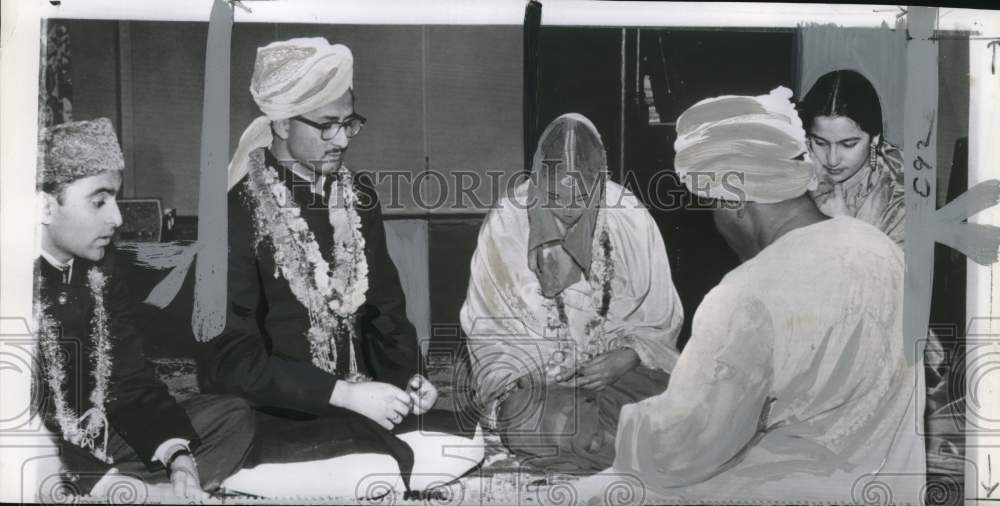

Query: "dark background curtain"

xmin=39 ymin=21 xmax=74 ymax=128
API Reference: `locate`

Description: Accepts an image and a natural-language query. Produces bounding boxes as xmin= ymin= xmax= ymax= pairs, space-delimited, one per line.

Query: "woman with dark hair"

xmin=802 ymin=71 xmax=959 ymax=491
xmin=799 ymin=69 xmax=905 ymax=244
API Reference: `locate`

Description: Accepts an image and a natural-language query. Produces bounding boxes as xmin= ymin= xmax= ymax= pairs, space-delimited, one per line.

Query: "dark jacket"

xmin=201 ymin=149 xmax=421 ymax=416
xmin=34 ymin=247 xmax=200 ymax=469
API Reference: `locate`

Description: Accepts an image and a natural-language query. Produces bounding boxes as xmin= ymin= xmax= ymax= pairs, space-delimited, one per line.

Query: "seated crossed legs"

xmin=204 ymin=37 xmax=482 ymax=499
xmin=461 ymin=113 xmax=682 ymax=475
xmin=34 ymin=118 xmax=254 ymax=500
xmin=497 ymin=366 xmax=668 ymax=473
xmin=58 ymin=395 xmax=254 ymax=495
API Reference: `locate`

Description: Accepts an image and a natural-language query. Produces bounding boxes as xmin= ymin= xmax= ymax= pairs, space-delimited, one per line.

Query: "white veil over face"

xmin=529 ymin=113 xmax=607 ymax=189
xmin=527 ymin=113 xmax=609 ymax=297
xmin=461 ymin=114 xmax=683 ymax=405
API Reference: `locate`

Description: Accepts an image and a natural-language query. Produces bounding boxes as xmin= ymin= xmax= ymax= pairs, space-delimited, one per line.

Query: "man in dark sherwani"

xmin=34 ymin=118 xmax=254 ymax=499
xmin=199 ymin=39 xmax=483 ymax=498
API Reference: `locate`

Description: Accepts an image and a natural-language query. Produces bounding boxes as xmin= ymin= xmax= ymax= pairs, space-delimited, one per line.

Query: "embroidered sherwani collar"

xmin=262 ymin=149 xmax=328 ymax=198
xmin=288 ymin=163 xmax=328 ymax=198
xmin=40 ymin=248 xmax=74 ymax=284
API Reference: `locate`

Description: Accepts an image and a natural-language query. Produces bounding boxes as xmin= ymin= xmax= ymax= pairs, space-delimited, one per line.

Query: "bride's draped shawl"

xmin=460 ymin=180 xmax=683 ymax=404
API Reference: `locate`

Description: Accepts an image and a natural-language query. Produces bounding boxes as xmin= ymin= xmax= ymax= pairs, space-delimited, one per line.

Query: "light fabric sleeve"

xmin=875 ymin=144 xmax=906 ymax=245
xmin=599 ymin=190 xmax=683 ymax=373
xmin=613 ymin=286 xmax=773 ymax=488
xmin=460 ymin=193 xmax=556 ymax=405
xmin=460 ymin=182 xmax=684 ymax=404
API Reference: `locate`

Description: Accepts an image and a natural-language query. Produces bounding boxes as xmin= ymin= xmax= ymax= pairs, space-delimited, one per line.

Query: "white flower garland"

xmin=327 ymin=164 xmax=370 ymax=316
xmin=36 ymin=267 xmax=113 ymax=464
xmin=245 ymin=151 xmax=370 ymax=381
xmin=542 ymin=218 xmax=619 ymax=378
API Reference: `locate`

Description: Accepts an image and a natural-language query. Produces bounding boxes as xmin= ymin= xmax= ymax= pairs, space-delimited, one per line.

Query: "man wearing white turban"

xmin=575 ymin=87 xmax=925 ymax=503
xmin=199 ymin=38 xmax=481 ymax=498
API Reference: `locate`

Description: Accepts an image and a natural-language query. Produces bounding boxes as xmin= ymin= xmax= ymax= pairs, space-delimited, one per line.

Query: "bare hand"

xmin=575 ymin=348 xmax=640 ymax=391
xmin=827 ymin=183 xmax=851 ymax=216
xmin=168 ymin=454 xmax=208 ymax=500
xmin=332 ymin=381 xmax=412 ymax=430
xmin=546 ymin=362 xmax=578 ymax=385
xmin=406 ymin=374 xmax=438 ymax=415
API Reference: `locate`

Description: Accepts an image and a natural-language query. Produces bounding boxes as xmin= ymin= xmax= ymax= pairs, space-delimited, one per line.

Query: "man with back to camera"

xmin=576 ymin=87 xmax=925 ymax=504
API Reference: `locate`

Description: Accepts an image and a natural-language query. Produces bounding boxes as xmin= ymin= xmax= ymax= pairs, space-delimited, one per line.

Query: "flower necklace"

xmin=36 ymin=267 xmax=113 ymax=463
xmin=542 ymin=221 xmax=616 ymax=377
xmin=245 ymin=151 xmax=370 ymax=381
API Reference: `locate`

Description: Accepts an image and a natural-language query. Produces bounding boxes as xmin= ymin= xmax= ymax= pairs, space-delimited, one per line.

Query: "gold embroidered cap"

xmin=38 ymin=118 xmax=124 ymax=191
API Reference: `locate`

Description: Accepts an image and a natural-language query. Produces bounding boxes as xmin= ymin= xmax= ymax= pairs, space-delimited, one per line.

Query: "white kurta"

xmin=599 ymin=216 xmax=925 ymax=504
xmin=460 ymin=180 xmax=684 ymax=405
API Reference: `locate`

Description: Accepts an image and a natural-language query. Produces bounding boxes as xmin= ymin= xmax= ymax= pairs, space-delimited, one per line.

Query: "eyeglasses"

xmin=291 ymin=114 xmax=367 ymax=140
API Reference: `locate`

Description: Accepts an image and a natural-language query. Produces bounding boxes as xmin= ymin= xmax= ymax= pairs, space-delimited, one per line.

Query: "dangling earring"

xmin=869 ymin=139 xmax=878 ymax=171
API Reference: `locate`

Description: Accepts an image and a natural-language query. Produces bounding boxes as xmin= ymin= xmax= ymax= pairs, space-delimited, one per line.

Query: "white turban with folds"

xmin=228 ymin=37 xmax=354 ymax=189
xmin=673 ymin=86 xmax=817 ymax=204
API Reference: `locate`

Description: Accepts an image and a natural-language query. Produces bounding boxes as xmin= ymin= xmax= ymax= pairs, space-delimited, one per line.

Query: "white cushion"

xmin=221 ymin=453 xmax=402 ymax=499
xmin=398 ymin=425 xmax=485 ymax=490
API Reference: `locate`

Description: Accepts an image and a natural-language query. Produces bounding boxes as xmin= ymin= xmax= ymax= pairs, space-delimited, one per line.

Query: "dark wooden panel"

xmin=537 ymin=27 xmax=623 ymax=178
xmin=428 ymin=217 xmax=484 ymax=351
xmin=645 ymin=29 xmax=796 ymax=121
xmin=629 ymin=29 xmax=795 ymax=349
xmin=936 ymin=38 xmax=969 ymax=206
